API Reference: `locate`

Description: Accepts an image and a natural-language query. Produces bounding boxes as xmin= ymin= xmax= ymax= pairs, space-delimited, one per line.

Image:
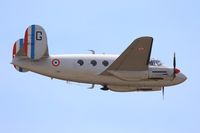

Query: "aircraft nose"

xmin=177 ymin=72 xmax=187 ymax=83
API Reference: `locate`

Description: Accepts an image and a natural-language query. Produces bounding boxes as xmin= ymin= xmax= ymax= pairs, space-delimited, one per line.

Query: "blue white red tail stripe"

xmin=13 ymin=39 xmax=24 ymax=57
xmin=19 ymin=38 xmax=23 ymax=49
xmin=12 ymin=39 xmax=28 ymax=72
xmin=31 ymin=25 xmax=35 ymax=59
xmin=24 ymin=29 xmax=28 ymax=56
xmin=24 ymin=24 xmax=49 ymax=60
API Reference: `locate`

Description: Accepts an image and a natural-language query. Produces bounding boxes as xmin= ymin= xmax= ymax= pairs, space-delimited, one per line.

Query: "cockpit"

xmin=149 ymin=59 xmax=163 ymax=66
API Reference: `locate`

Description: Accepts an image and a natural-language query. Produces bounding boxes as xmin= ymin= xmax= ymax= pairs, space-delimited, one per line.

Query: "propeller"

xmin=162 ymin=87 xmax=165 ymax=100
xmin=173 ymin=52 xmax=176 ymax=79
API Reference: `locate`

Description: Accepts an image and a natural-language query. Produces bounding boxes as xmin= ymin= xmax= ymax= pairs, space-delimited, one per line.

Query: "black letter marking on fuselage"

xmin=36 ymin=31 xmax=42 ymax=40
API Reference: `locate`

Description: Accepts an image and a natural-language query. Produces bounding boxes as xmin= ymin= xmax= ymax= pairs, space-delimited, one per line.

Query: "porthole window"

xmin=91 ymin=60 xmax=97 ymax=66
xmin=77 ymin=60 xmax=84 ymax=66
xmin=102 ymin=60 xmax=109 ymax=66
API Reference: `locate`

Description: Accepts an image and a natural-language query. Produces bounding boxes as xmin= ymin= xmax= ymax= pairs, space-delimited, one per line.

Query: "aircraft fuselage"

xmin=12 ymin=54 xmax=186 ymax=92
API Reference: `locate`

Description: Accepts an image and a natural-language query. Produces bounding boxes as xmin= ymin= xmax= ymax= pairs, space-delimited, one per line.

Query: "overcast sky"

xmin=0 ymin=0 xmax=199 ymax=133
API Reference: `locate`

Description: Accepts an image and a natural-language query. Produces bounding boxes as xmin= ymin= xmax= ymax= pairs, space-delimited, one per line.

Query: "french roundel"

xmin=52 ymin=59 xmax=60 ymax=67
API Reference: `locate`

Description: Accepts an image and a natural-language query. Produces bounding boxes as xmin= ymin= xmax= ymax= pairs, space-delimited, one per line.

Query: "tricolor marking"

xmin=12 ymin=39 xmax=26 ymax=72
xmin=52 ymin=59 xmax=60 ymax=67
xmin=31 ymin=25 xmax=35 ymax=59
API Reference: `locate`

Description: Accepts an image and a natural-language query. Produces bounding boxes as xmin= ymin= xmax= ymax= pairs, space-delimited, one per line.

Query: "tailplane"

xmin=12 ymin=25 xmax=49 ymax=72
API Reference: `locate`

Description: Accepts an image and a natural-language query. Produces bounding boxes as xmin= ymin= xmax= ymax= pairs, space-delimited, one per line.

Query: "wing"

xmin=101 ymin=36 xmax=153 ymax=75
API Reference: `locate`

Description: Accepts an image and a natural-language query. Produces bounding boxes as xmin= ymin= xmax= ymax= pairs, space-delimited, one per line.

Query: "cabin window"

xmin=91 ymin=60 xmax=97 ymax=66
xmin=102 ymin=60 xmax=109 ymax=66
xmin=77 ymin=60 xmax=84 ymax=66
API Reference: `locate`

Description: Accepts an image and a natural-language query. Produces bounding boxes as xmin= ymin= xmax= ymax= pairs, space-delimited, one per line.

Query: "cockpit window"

xmin=149 ymin=59 xmax=162 ymax=66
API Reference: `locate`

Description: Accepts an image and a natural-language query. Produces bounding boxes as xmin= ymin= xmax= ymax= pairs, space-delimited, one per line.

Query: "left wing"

xmin=101 ymin=36 xmax=153 ymax=75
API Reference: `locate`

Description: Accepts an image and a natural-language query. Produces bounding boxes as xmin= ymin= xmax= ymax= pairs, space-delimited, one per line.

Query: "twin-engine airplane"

xmin=12 ymin=25 xmax=187 ymax=94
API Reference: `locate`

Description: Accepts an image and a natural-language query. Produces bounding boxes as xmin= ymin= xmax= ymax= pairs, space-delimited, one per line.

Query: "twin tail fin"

xmin=12 ymin=25 xmax=49 ymax=72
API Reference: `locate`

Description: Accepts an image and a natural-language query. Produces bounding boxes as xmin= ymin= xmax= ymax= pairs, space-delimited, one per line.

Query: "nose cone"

xmin=176 ymin=72 xmax=187 ymax=84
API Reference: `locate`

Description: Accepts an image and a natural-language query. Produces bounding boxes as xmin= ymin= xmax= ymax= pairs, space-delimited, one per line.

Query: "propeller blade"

xmin=173 ymin=52 xmax=176 ymax=68
xmin=162 ymin=87 xmax=165 ymax=100
xmin=173 ymin=52 xmax=176 ymax=80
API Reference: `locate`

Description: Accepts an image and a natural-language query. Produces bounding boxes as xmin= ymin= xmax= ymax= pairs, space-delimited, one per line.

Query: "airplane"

xmin=12 ymin=25 xmax=187 ymax=95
